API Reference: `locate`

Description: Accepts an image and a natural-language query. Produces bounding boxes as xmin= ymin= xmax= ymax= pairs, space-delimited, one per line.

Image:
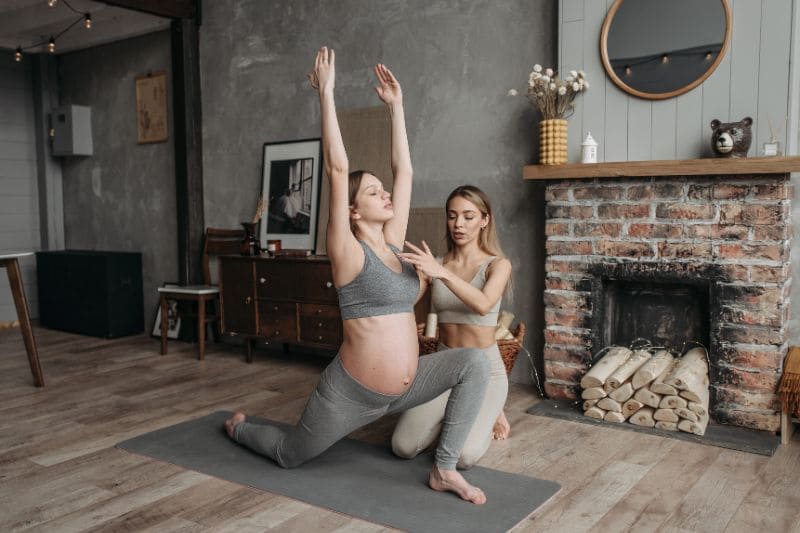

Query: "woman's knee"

xmin=391 ymin=432 xmax=424 ymax=459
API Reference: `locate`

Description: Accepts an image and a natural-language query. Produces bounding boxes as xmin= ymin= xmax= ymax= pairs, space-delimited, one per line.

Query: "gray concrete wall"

xmin=58 ymin=30 xmax=177 ymax=332
xmin=199 ymin=0 xmax=556 ymax=384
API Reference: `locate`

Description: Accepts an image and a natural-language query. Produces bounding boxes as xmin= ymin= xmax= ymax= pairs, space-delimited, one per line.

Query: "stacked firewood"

xmin=580 ymin=346 xmax=710 ymax=435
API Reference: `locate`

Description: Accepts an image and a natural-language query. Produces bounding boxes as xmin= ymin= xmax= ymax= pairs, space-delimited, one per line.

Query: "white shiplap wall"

xmin=559 ymin=0 xmax=796 ymax=162
xmin=0 ymin=58 xmax=40 ymax=321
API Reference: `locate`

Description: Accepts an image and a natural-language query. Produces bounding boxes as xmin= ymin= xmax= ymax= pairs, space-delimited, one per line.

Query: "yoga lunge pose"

xmin=392 ymin=185 xmax=513 ymax=468
xmin=225 ymin=47 xmax=490 ymax=504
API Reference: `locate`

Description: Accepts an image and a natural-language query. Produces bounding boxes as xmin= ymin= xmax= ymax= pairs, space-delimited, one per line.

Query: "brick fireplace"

xmin=542 ymin=173 xmax=792 ymax=432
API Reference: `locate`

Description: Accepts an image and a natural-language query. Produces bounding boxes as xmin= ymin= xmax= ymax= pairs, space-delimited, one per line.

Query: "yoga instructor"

xmin=225 ymin=47 xmax=490 ymax=504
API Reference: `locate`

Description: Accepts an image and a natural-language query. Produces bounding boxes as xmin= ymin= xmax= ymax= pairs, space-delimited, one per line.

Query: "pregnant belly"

xmin=340 ymin=313 xmax=419 ymax=395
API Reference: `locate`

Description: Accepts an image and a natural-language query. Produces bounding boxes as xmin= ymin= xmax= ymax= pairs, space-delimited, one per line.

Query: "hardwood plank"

xmin=658 ymin=450 xmax=767 ymax=531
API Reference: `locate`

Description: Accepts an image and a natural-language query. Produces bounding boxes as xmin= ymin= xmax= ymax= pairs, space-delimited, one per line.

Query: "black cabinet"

xmin=36 ymin=250 xmax=144 ymax=338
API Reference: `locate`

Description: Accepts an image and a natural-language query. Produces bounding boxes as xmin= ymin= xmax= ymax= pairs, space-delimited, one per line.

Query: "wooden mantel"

xmin=523 ymin=156 xmax=800 ymax=180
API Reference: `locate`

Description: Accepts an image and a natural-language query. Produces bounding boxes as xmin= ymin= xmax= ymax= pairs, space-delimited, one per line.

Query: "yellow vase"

xmin=539 ymin=118 xmax=568 ymax=165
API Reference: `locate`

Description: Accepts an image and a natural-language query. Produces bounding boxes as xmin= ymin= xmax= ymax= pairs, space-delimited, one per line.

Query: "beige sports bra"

xmin=431 ymin=256 xmax=500 ymax=326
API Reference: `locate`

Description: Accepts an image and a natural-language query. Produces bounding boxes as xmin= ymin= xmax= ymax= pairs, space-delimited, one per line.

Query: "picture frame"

xmin=151 ymin=283 xmax=182 ymax=339
xmin=260 ymin=138 xmax=322 ymax=253
xmin=135 ymin=71 xmax=168 ymax=144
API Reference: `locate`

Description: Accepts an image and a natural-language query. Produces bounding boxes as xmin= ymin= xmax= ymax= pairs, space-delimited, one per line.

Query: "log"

xmin=682 ymin=386 xmax=710 ymax=414
xmin=607 ymin=349 xmax=652 ymax=389
xmin=622 ymin=398 xmax=644 ymax=417
xmin=678 ymin=381 xmax=710 ymax=403
xmin=665 ymin=347 xmax=708 ymax=390
xmin=608 ymin=382 xmax=634 ymax=402
xmin=653 ymin=408 xmax=679 ymax=422
xmin=678 ymin=413 xmax=709 ymax=435
xmin=659 ymin=395 xmax=688 ymax=409
xmin=655 ymin=421 xmax=678 ymax=431
xmin=581 ymin=387 xmax=606 ymax=400
xmin=604 ymin=411 xmax=626 ymax=423
xmin=633 ymin=386 xmax=662 ymax=409
xmin=632 ymin=349 xmax=674 ymax=390
xmin=597 ymin=397 xmax=623 ymax=413
xmin=629 ymin=406 xmax=656 ymax=427
xmin=650 ymin=359 xmax=679 ymax=396
xmin=675 ymin=407 xmax=699 ymax=422
xmin=584 ymin=406 xmax=606 ymax=419
xmin=580 ymin=346 xmax=633 ymax=388
xmin=582 ymin=399 xmax=599 ymax=411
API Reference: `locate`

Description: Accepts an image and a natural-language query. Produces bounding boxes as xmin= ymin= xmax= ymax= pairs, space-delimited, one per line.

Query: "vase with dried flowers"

xmin=510 ymin=64 xmax=589 ymax=164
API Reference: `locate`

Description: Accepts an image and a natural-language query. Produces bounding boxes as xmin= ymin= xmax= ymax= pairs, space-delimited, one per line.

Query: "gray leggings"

xmin=234 ymin=347 xmax=489 ymax=470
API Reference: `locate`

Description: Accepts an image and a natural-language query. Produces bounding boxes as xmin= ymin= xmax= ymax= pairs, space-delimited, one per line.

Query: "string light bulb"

xmin=84 ymin=13 xmax=92 ymax=29
xmin=14 ymin=47 xmax=23 ymax=62
xmin=48 ymin=36 xmax=56 ymax=53
xmin=47 ymin=0 xmax=57 ymax=6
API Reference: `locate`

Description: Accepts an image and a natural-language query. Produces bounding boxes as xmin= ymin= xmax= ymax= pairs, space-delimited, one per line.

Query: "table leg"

xmin=197 ymin=295 xmax=206 ymax=361
xmin=6 ymin=259 xmax=44 ymax=387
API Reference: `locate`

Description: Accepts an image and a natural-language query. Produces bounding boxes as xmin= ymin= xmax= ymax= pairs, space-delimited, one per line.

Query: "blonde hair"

xmin=445 ymin=185 xmax=513 ymax=300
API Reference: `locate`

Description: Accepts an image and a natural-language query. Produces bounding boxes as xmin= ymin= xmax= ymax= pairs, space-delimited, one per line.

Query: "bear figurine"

xmin=710 ymin=117 xmax=752 ymax=158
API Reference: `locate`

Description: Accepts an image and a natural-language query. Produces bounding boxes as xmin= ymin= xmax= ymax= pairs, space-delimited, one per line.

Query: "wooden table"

xmin=1 ymin=252 xmax=44 ymax=387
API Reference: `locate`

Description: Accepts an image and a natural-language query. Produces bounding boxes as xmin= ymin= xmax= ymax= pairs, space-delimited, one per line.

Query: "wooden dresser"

xmin=218 ymin=255 xmax=342 ymax=361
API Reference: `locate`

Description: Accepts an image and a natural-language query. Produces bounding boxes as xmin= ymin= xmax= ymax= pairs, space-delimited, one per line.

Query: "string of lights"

xmin=14 ymin=0 xmax=93 ymax=62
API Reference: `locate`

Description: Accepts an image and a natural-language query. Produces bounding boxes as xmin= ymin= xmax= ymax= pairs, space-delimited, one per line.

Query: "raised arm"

xmin=310 ymin=47 xmax=361 ymax=281
xmin=373 ymin=64 xmax=413 ymax=248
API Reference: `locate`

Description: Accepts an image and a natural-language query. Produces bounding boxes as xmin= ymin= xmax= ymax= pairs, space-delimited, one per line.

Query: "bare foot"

xmin=492 ymin=410 xmax=511 ymax=440
xmin=429 ymin=466 xmax=486 ymax=504
xmin=224 ymin=412 xmax=245 ymax=439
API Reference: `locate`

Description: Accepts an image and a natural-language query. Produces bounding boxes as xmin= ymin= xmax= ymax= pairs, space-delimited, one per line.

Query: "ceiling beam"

xmin=96 ymin=0 xmax=196 ymax=19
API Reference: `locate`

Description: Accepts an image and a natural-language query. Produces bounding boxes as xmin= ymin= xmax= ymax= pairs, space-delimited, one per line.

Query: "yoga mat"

xmin=118 ymin=411 xmax=560 ymax=533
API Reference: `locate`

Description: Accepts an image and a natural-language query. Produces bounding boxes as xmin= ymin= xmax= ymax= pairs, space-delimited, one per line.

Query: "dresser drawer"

xmin=255 ymin=262 xmax=298 ymax=299
xmin=298 ymin=304 xmax=342 ymax=346
xmin=298 ymin=263 xmax=338 ymax=303
xmin=257 ymin=300 xmax=297 ymax=342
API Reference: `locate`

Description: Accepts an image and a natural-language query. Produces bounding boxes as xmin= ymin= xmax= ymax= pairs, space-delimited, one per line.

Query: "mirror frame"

xmin=600 ymin=0 xmax=732 ymax=100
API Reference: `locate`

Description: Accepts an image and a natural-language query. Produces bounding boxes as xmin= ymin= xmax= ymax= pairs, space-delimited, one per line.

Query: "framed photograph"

xmin=151 ymin=283 xmax=182 ymax=339
xmin=260 ymin=139 xmax=322 ymax=252
xmin=135 ymin=71 xmax=168 ymax=144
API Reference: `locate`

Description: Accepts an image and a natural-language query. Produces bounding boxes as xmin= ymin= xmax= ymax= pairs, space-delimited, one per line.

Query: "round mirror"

xmin=600 ymin=0 xmax=731 ymax=100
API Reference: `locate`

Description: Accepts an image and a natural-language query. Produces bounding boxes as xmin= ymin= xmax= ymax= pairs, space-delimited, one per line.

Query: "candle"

xmin=424 ymin=312 xmax=438 ymax=338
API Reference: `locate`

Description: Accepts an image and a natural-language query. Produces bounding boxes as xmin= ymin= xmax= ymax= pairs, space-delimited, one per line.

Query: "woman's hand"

xmin=398 ymin=241 xmax=448 ymax=280
xmin=308 ymin=46 xmax=335 ymax=93
xmin=373 ymin=63 xmax=403 ymax=106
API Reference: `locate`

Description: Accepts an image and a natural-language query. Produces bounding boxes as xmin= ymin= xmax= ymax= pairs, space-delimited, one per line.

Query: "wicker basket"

xmin=417 ymin=322 xmax=526 ymax=375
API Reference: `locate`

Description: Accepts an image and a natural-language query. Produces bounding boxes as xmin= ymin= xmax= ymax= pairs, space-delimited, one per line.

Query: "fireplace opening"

xmin=598 ymin=279 xmax=710 ymax=353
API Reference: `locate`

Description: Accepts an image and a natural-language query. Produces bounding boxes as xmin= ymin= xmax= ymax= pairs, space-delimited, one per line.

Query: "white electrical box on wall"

xmin=51 ymin=105 xmax=93 ymax=156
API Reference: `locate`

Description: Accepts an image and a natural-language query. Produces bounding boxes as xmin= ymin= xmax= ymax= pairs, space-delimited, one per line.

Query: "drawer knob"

xmin=326 ymin=281 xmax=333 ymax=288
xmin=260 ymin=277 xmax=267 ymax=284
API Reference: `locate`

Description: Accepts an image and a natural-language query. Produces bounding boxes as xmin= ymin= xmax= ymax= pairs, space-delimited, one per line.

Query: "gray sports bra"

xmin=336 ymin=240 xmax=420 ymax=320
xmin=431 ymin=256 xmax=500 ymax=326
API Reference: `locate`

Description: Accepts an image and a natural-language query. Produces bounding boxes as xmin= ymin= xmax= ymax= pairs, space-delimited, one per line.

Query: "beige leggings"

xmin=391 ymin=342 xmax=508 ymax=469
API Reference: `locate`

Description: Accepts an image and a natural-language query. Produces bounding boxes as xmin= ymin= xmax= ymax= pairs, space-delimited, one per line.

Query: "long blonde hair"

xmin=445 ymin=185 xmax=512 ymax=299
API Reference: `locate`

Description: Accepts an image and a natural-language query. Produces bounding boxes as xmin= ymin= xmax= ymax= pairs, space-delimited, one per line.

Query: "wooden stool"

xmin=1 ymin=252 xmax=44 ymax=387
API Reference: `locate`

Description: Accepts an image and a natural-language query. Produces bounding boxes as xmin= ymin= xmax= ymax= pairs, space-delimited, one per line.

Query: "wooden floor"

xmin=1 ymin=327 xmax=799 ymax=533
